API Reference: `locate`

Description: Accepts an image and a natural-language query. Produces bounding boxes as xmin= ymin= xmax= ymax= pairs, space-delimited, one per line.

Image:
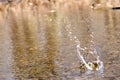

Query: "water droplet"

xmin=50 ymin=10 xmax=56 ymax=13
xmin=49 ymin=19 xmax=52 ymax=21
xmin=69 ymin=32 xmax=72 ymax=34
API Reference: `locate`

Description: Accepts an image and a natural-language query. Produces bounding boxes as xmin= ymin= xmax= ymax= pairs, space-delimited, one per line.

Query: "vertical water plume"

xmin=59 ymin=1 xmax=104 ymax=71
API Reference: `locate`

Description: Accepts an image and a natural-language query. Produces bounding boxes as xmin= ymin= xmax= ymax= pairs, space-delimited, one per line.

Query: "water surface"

xmin=0 ymin=2 xmax=120 ymax=80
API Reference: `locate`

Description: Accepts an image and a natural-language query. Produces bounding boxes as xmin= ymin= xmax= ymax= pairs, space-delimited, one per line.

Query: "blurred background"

xmin=0 ymin=0 xmax=120 ymax=80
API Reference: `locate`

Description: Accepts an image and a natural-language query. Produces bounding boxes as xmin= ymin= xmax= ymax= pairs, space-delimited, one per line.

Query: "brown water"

xmin=0 ymin=1 xmax=120 ymax=80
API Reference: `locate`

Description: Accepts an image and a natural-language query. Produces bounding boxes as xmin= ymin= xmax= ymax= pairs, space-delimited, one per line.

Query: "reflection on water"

xmin=0 ymin=12 xmax=14 ymax=80
xmin=0 ymin=1 xmax=120 ymax=80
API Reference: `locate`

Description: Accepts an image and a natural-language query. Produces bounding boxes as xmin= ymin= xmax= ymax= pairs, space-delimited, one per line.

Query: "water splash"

xmin=65 ymin=19 xmax=103 ymax=71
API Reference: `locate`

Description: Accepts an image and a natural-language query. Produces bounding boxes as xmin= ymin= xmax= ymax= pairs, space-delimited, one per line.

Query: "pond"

xmin=0 ymin=1 xmax=120 ymax=80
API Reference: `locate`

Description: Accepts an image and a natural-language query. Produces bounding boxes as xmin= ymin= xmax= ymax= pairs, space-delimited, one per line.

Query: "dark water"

xmin=0 ymin=2 xmax=120 ymax=80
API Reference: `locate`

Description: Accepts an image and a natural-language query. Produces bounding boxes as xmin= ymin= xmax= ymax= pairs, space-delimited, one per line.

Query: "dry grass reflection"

xmin=0 ymin=0 xmax=120 ymax=80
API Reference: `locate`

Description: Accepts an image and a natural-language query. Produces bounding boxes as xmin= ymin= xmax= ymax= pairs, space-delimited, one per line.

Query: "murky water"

xmin=0 ymin=1 xmax=120 ymax=80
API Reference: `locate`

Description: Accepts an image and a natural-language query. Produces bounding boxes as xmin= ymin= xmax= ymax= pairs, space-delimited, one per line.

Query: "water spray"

xmin=64 ymin=14 xmax=103 ymax=71
xmin=77 ymin=44 xmax=103 ymax=71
